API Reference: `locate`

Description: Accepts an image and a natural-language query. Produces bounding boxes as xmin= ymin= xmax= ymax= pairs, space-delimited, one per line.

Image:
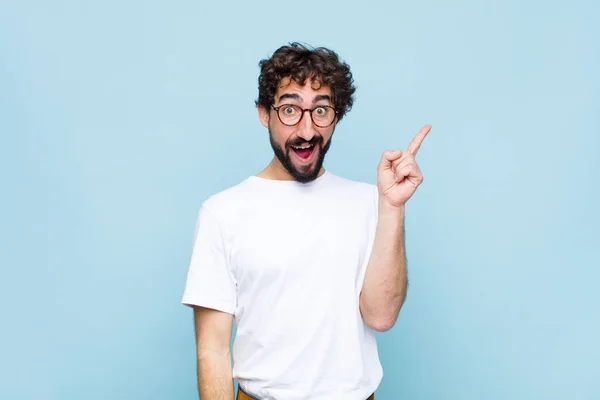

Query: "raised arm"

xmin=193 ymin=306 xmax=235 ymax=400
xmin=360 ymin=124 xmax=431 ymax=332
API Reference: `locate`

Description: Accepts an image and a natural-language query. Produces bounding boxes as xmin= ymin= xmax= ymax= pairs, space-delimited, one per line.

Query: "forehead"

xmin=274 ymin=77 xmax=332 ymax=102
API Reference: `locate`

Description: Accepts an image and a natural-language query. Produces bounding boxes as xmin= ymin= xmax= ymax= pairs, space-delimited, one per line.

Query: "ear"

xmin=258 ymin=105 xmax=270 ymax=128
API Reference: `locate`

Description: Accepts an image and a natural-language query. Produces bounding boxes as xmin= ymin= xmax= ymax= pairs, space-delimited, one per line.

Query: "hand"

xmin=377 ymin=124 xmax=431 ymax=209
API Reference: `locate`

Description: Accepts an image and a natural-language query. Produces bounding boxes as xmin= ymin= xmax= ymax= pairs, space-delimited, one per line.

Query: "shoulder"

xmin=324 ymin=172 xmax=379 ymax=216
xmin=326 ymin=172 xmax=378 ymax=199
xmin=324 ymin=172 xmax=379 ymax=227
xmin=196 ymin=178 xmax=255 ymax=224
xmin=202 ymin=180 xmax=249 ymax=209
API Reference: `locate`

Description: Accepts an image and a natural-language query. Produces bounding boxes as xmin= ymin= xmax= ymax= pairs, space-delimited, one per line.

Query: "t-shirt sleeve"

xmin=357 ymin=185 xmax=380 ymax=290
xmin=372 ymin=184 xmax=379 ymax=224
xmin=181 ymin=204 xmax=237 ymax=314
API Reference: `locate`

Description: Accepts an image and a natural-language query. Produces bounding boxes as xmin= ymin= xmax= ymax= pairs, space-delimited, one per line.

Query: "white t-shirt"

xmin=181 ymin=170 xmax=383 ymax=400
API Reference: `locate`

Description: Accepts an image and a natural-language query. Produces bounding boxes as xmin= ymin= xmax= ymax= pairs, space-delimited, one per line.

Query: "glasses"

xmin=271 ymin=104 xmax=338 ymax=128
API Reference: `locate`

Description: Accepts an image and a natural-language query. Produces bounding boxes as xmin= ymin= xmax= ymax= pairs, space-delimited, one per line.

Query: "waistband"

xmin=237 ymin=385 xmax=375 ymax=400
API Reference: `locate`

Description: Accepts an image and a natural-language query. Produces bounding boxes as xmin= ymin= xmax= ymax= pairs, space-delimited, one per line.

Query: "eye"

xmin=314 ymin=107 xmax=328 ymax=116
xmin=283 ymin=106 xmax=297 ymax=115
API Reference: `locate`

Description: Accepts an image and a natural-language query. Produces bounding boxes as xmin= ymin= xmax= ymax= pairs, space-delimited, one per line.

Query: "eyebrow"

xmin=312 ymin=94 xmax=332 ymax=104
xmin=278 ymin=93 xmax=332 ymax=105
xmin=278 ymin=93 xmax=301 ymax=103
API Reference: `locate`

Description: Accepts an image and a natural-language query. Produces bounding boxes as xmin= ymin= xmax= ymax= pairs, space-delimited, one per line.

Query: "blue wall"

xmin=1 ymin=1 xmax=598 ymax=399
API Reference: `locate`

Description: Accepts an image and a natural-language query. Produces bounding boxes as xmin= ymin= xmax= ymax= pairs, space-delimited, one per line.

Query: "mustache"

xmin=286 ymin=136 xmax=323 ymax=148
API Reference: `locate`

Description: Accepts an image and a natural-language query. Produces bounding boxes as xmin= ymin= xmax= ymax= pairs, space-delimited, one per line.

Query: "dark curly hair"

xmin=255 ymin=43 xmax=356 ymax=122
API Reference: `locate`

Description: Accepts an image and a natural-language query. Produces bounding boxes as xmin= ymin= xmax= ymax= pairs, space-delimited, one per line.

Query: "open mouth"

xmin=290 ymin=143 xmax=317 ymax=162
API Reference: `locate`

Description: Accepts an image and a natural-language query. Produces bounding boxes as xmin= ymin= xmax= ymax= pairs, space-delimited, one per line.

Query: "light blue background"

xmin=1 ymin=1 xmax=598 ymax=399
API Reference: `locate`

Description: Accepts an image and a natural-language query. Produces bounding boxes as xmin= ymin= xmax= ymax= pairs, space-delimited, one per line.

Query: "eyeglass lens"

xmin=277 ymin=105 xmax=335 ymax=127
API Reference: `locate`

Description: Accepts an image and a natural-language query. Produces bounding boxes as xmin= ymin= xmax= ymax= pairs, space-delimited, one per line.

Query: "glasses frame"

xmin=271 ymin=104 xmax=339 ymax=128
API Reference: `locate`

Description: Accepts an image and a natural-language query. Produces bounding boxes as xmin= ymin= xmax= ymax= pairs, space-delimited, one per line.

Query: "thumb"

xmin=379 ymin=150 xmax=403 ymax=171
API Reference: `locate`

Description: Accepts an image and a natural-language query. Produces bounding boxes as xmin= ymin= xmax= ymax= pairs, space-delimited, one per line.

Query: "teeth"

xmin=292 ymin=144 xmax=313 ymax=149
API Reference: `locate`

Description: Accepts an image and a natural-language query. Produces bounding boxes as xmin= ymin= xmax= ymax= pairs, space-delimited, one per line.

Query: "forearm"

xmin=359 ymin=202 xmax=407 ymax=332
xmin=197 ymin=349 xmax=234 ymax=400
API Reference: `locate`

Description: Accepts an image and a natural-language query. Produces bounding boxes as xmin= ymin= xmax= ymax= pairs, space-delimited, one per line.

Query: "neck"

xmin=256 ymin=157 xmax=326 ymax=181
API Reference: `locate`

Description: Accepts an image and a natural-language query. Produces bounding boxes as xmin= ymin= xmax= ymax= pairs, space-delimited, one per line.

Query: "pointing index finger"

xmin=407 ymin=124 xmax=432 ymax=156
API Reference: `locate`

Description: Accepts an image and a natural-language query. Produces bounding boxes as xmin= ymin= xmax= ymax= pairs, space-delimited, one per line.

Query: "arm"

xmin=359 ymin=124 xmax=431 ymax=332
xmin=193 ymin=306 xmax=235 ymax=400
xmin=359 ymin=203 xmax=407 ymax=332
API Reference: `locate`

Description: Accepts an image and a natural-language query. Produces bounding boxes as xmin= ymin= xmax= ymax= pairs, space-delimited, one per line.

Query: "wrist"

xmin=378 ymin=199 xmax=406 ymax=218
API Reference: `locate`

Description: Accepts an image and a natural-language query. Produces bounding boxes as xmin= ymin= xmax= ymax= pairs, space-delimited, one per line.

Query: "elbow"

xmin=361 ymin=305 xmax=400 ymax=331
xmin=366 ymin=316 xmax=398 ymax=332
xmin=360 ymin=296 xmax=404 ymax=332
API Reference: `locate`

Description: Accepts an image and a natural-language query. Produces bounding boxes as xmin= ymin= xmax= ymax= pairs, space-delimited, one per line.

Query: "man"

xmin=181 ymin=42 xmax=431 ymax=400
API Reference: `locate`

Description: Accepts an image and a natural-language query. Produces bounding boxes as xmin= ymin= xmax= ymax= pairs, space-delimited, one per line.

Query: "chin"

xmin=292 ymin=164 xmax=320 ymax=183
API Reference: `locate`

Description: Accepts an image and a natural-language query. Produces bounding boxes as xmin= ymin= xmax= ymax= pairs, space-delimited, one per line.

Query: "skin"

xmin=255 ymin=77 xmax=432 ymax=331
xmin=193 ymin=307 xmax=234 ymax=399
xmin=360 ymin=124 xmax=431 ymax=331
xmin=193 ymin=77 xmax=431 ymax=399
xmin=256 ymin=77 xmax=336 ymax=181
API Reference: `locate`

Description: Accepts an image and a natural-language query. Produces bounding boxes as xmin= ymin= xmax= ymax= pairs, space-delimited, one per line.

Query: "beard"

xmin=268 ymin=125 xmax=333 ymax=184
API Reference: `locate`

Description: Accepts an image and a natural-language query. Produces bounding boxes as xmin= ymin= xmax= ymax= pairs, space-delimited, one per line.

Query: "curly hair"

xmin=255 ymin=43 xmax=356 ymax=122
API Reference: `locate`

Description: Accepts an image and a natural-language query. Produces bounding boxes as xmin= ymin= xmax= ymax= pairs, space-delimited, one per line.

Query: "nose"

xmin=296 ymin=109 xmax=316 ymax=141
